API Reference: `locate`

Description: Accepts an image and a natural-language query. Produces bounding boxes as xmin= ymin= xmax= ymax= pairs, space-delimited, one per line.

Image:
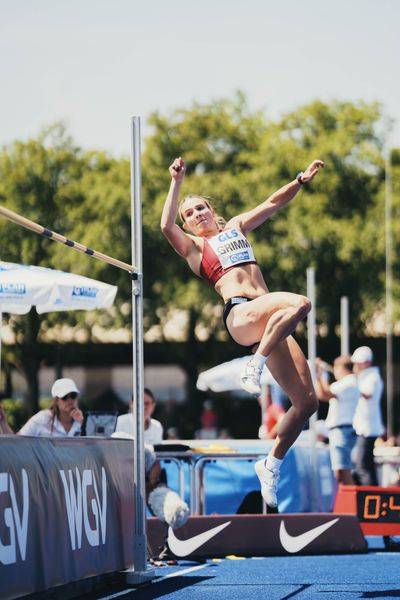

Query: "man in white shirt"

xmin=115 ymin=387 xmax=164 ymax=445
xmin=352 ymin=346 xmax=384 ymax=486
xmin=114 ymin=389 xmax=189 ymax=535
xmin=316 ymin=356 xmax=359 ymax=484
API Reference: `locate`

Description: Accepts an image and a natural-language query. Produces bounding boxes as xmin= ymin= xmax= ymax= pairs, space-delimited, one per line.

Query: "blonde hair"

xmin=178 ymin=195 xmax=226 ymax=231
xmin=49 ymin=398 xmax=60 ymax=434
xmin=48 ymin=396 xmax=79 ymax=434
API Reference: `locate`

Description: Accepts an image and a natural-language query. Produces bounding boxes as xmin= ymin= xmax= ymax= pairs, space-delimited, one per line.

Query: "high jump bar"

xmin=0 ymin=205 xmax=137 ymax=275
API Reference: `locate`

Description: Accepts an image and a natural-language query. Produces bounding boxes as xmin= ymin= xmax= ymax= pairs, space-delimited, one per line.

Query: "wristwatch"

xmin=296 ymin=172 xmax=304 ymax=185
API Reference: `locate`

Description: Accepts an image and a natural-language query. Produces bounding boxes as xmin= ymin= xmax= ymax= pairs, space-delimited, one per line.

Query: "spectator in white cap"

xmin=18 ymin=378 xmax=84 ymax=437
xmin=351 ymin=346 xmax=384 ymax=486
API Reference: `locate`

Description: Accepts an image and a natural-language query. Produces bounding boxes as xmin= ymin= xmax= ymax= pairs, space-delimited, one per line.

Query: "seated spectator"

xmin=113 ymin=388 xmax=189 ymax=535
xmin=0 ymin=383 xmax=188 ymax=542
xmin=115 ymin=387 xmax=163 ymax=444
xmin=19 ymin=378 xmax=83 ymax=437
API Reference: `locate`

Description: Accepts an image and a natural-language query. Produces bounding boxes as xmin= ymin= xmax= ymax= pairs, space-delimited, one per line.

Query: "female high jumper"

xmin=161 ymin=156 xmax=324 ymax=507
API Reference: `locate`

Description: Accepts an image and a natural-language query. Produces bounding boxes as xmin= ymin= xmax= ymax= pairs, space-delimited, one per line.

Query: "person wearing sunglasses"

xmin=18 ymin=378 xmax=83 ymax=437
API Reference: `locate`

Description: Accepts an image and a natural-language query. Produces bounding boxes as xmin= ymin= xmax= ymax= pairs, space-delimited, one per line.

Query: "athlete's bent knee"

xmin=299 ymin=295 xmax=312 ymax=313
xmin=301 ymin=393 xmax=318 ymax=418
xmin=293 ymin=295 xmax=311 ymax=321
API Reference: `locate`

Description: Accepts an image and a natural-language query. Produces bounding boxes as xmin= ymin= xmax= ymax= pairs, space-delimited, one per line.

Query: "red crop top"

xmin=199 ymin=227 xmax=257 ymax=287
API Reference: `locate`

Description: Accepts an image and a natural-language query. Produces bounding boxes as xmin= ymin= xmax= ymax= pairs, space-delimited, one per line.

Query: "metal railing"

xmin=156 ymin=450 xmax=268 ymax=515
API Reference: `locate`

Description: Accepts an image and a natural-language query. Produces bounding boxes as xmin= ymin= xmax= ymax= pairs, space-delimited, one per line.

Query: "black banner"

xmin=0 ymin=436 xmax=136 ymax=600
xmin=147 ymin=513 xmax=367 ymax=558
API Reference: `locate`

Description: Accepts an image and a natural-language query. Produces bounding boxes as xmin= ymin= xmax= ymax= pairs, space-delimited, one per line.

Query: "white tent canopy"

xmin=0 ymin=261 xmax=117 ymax=314
xmin=0 ymin=261 xmax=118 ymax=376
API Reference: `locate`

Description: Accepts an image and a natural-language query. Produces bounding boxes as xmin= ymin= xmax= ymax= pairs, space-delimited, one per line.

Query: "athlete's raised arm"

xmin=232 ymin=159 xmax=324 ymax=235
xmin=160 ymin=157 xmax=196 ymax=258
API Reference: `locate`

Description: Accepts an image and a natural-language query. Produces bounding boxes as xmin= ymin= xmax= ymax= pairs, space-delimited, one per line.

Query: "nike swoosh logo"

xmin=279 ymin=518 xmax=339 ymax=553
xmin=167 ymin=521 xmax=231 ymax=557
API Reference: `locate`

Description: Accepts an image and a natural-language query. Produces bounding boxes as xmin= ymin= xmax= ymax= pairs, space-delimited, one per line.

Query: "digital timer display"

xmin=334 ymin=484 xmax=400 ymax=537
xmin=356 ymin=491 xmax=400 ymax=523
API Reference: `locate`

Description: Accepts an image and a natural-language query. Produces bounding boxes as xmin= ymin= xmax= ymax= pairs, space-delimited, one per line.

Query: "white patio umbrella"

xmin=196 ymin=355 xmax=278 ymax=394
xmin=196 ymin=355 xmax=285 ymax=441
xmin=0 ymin=260 xmax=118 ymax=376
xmin=0 ymin=261 xmax=117 ymax=314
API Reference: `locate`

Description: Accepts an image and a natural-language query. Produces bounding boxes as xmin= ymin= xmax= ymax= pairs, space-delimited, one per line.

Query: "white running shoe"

xmin=241 ymin=361 xmax=262 ymax=395
xmin=254 ymin=459 xmax=280 ymax=508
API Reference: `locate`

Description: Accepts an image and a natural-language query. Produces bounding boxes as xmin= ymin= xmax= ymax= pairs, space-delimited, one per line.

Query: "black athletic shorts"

xmin=222 ymin=296 xmax=252 ymax=329
xmin=223 ymin=296 xmax=259 ymax=351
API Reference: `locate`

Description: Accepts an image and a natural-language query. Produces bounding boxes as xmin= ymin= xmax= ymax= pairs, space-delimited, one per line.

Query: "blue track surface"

xmin=91 ymin=537 xmax=400 ymax=600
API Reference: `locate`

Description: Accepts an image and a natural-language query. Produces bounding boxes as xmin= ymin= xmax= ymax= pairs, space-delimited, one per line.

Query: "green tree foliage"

xmin=141 ymin=95 xmax=399 ymax=422
xmin=144 ymin=96 xmax=398 ymax=341
xmin=48 ymin=151 xmax=133 ymax=333
xmin=142 ymin=92 xmax=267 ymax=339
xmin=0 ymin=125 xmax=133 ymax=410
xmin=0 ymin=124 xmax=88 ymax=412
xmin=253 ymin=100 xmax=390 ymax=336
xmin=389 ymin=147 xmax=400 ymax=332
xmin=0 ymin=97 xmax=398 ymax=415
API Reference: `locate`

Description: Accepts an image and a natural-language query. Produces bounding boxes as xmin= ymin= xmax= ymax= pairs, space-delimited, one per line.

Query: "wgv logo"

xmin=59 ymin=467 xmax=107 ymax=550
xmin=0 ymin=469 xmax=29 ymax=565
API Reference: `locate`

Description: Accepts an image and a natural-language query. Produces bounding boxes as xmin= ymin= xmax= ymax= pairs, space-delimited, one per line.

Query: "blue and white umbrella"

xmin=0 ymin=261 xmax=117 ymax=314
xmin=0 ymin=260 xmax=118 ymax=377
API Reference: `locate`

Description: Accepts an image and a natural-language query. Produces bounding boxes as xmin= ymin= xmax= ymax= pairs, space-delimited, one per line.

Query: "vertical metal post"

xmin=340 ymin=296 xmax=349 ymax=356
xmin=307 ymin=268 xmax=317 ymax=383
xmin=126 ymin=116 xmax=154 ymax=584
xmin=307 ymin=267 xmax=319 ymax=511
xmin=0 ymin=311 xmax=2 ymax=384
xmin=260 ymin=385 xmax=268 ymax=515
xmin=385 ymin=144 xmax=394 ymax=440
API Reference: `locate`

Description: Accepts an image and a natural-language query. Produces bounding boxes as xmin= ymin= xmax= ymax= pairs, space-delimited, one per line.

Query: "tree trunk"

xmin=24 ymin=360 xmax=40 ymax=416
xmin=182 ymin=308 xmax=202 ymax=435
xmin=20 ymin=311 xmax=42 ymax=416
xmin=4 ymin=363 xmax=13 ymax=398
